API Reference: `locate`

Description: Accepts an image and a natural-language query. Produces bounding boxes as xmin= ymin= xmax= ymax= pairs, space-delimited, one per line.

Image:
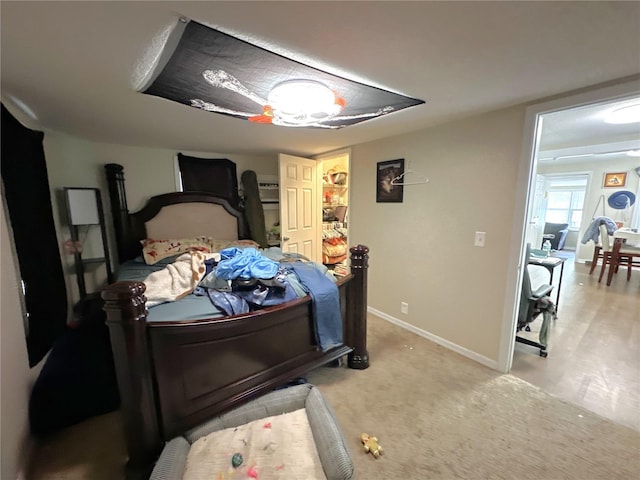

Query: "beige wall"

xmin=349 ymin=106 xmax=526 ymax=362
xmin=43 ymin=132 xmax=278 ymax=212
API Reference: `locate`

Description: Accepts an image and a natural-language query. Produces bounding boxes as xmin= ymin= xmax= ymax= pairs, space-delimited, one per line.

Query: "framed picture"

xmin=376 ymin=159 xmax=405 ymax=203
xmin=603 ymin=172 xmax=627 ymax=188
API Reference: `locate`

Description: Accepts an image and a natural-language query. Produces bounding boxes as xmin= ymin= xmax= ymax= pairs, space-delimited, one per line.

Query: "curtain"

xmin=1 ymin=104 xmax=68 ymax=367
xmin=177 ymin=154 xmax=240 ymax=208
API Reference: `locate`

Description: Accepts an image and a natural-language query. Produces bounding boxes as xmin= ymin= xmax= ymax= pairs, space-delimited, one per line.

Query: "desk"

xmin=528 ymin=256 xmax=566 ymax=308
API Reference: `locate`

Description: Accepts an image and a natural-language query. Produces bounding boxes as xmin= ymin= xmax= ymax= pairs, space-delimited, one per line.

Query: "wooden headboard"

xmin=105 ymin=163 xmax=249 ymax=264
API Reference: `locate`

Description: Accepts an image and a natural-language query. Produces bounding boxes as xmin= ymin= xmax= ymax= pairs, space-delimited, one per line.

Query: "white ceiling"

xmin=1 ymin=1 xmax=640 ymax=158
xmin=537 ymin=96 xmax=640 ymax=165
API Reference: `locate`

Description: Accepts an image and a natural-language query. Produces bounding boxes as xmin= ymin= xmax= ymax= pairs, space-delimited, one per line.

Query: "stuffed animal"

xmin=361 ymin=433 xmax=383 ymax=458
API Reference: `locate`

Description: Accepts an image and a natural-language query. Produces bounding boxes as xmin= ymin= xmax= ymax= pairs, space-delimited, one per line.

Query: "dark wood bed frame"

xmin=102 ymin=163 xmax=369 ymax=479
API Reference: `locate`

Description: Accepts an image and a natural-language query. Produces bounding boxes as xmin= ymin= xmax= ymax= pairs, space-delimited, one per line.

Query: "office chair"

xmin=516 ymin=244 xmax=556 ymax=357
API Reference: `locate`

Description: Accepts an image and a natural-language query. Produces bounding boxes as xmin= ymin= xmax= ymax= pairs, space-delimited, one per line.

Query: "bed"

xmin=101 ymin=163 xmax=370 ymax=479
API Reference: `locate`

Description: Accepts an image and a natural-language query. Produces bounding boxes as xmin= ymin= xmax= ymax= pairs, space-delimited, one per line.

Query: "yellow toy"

xmin=361 ymin=433 xmax=383 ymax=458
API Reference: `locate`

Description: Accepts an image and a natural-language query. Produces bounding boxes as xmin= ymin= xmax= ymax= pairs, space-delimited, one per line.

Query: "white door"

xmin=526 ymin=174 xmax=547 ymax=249
xmin=278 ymin=154 xmax=321 ymax=262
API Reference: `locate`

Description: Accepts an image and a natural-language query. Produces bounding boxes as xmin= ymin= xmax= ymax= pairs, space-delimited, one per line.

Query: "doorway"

xmin=502 ymin=78 xmax=640 ymax=429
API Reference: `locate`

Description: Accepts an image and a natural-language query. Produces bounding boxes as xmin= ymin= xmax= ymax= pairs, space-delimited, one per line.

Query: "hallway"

xmin=511 ymin=253 xmax=640 ymax=431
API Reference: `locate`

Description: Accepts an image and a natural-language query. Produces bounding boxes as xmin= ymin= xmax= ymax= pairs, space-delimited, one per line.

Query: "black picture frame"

xmin=376 ymin=159 xmax=405 ymax=203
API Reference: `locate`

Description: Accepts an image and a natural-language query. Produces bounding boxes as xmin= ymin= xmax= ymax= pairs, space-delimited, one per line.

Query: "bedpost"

xmin=347 ymin=244 xmax=370 ymax=369
xmin=102 ymin=281 xmax=162 ymax=480
xmin=105 ymin=163 xmax=135 ymax=263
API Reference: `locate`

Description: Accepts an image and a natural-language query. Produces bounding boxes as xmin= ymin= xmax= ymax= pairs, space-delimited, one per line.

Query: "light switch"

xmin=474 ymin=231 xmax=486 ymax=247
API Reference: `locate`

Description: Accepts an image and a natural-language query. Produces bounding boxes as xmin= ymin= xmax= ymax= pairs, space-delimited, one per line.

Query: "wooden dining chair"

xmin=599 ymin=225 xmax=640 ymax=285
xmin=597 ymin=225 xmax=616 ymax=282
xmin=589 ymin=223 xmax=615 ymax=275
xmin=588 ymin=244 xmax=603 ymax=275
xmin=606 ymin=237 xmax=640 ymax=285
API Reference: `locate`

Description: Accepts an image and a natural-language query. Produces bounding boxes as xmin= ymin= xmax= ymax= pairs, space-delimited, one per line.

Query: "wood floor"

xmin=511 ymin=251 xmax=640 ymax=432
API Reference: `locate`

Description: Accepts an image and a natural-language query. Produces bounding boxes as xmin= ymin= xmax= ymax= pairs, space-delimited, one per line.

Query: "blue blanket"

xmin=287 ymin=262 xmax=343 ymax=352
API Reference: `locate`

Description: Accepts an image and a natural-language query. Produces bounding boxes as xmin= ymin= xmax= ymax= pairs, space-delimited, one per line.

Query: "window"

xmin=544 ymin=175 xmax=588 ymax=229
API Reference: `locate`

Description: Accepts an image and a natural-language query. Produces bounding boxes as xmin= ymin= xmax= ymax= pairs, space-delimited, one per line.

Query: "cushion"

xmin=183 ymin=408 xmax=325 ymax=480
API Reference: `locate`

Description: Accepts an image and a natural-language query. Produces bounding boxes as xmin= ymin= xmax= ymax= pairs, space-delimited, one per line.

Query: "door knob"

xmin=282 ymin=236 xmax=290 ymax=242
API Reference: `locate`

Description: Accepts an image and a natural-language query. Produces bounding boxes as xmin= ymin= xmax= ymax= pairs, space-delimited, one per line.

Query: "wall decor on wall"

xmin=603 ymin=171 xmax=627 ymax=188
xmin=376 ymin=159 xmax=405 ymax=203
xmin=607 ymin=190 xmax=636 ymax=209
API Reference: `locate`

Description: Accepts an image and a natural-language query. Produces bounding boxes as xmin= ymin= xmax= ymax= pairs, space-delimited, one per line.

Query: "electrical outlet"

xmin=401 ymin=302 xmax=409 ymax=315
xmin=474 ymin=231 xmax=486 ymax=247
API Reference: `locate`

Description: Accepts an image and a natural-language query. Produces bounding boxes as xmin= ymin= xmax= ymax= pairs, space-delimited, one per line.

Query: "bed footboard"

xmin=102 ymin=245 xmax=369 ymax=479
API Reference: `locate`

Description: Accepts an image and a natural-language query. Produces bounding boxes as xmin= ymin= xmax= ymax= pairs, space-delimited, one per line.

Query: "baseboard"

xmin=367 ymin=307 xmax=499 ymax=371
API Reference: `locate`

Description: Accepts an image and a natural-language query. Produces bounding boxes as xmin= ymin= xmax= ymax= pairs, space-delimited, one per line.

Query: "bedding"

xmin=140 ymin=250 xmax=215 ymax=307
xmin=119 ymin=244 xmax=343 ymax=348
xmin=116 ymin=256 xmax=224 ymax=321
xmin=142 ymin=237 xmax=260 ymax=264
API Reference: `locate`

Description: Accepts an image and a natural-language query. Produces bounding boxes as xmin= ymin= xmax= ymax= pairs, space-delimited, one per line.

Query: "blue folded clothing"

xmin=287 ymin=262 xmax=343 ymax=352
xmin=216 ymin=247 xmax=279 ymax=280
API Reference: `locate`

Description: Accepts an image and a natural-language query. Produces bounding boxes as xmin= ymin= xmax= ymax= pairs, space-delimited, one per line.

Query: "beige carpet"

xmin=27 ymin=315 xmax=640 ymax=479
xmin=308 ymin=316 xmax=639 ymax=479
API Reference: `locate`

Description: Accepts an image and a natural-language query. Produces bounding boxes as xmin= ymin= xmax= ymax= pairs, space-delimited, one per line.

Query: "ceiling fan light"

xmin=267 ymin=80 xmax=340 ymax=116
xmin=604 ymin=103 xmax=640 ymax=124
